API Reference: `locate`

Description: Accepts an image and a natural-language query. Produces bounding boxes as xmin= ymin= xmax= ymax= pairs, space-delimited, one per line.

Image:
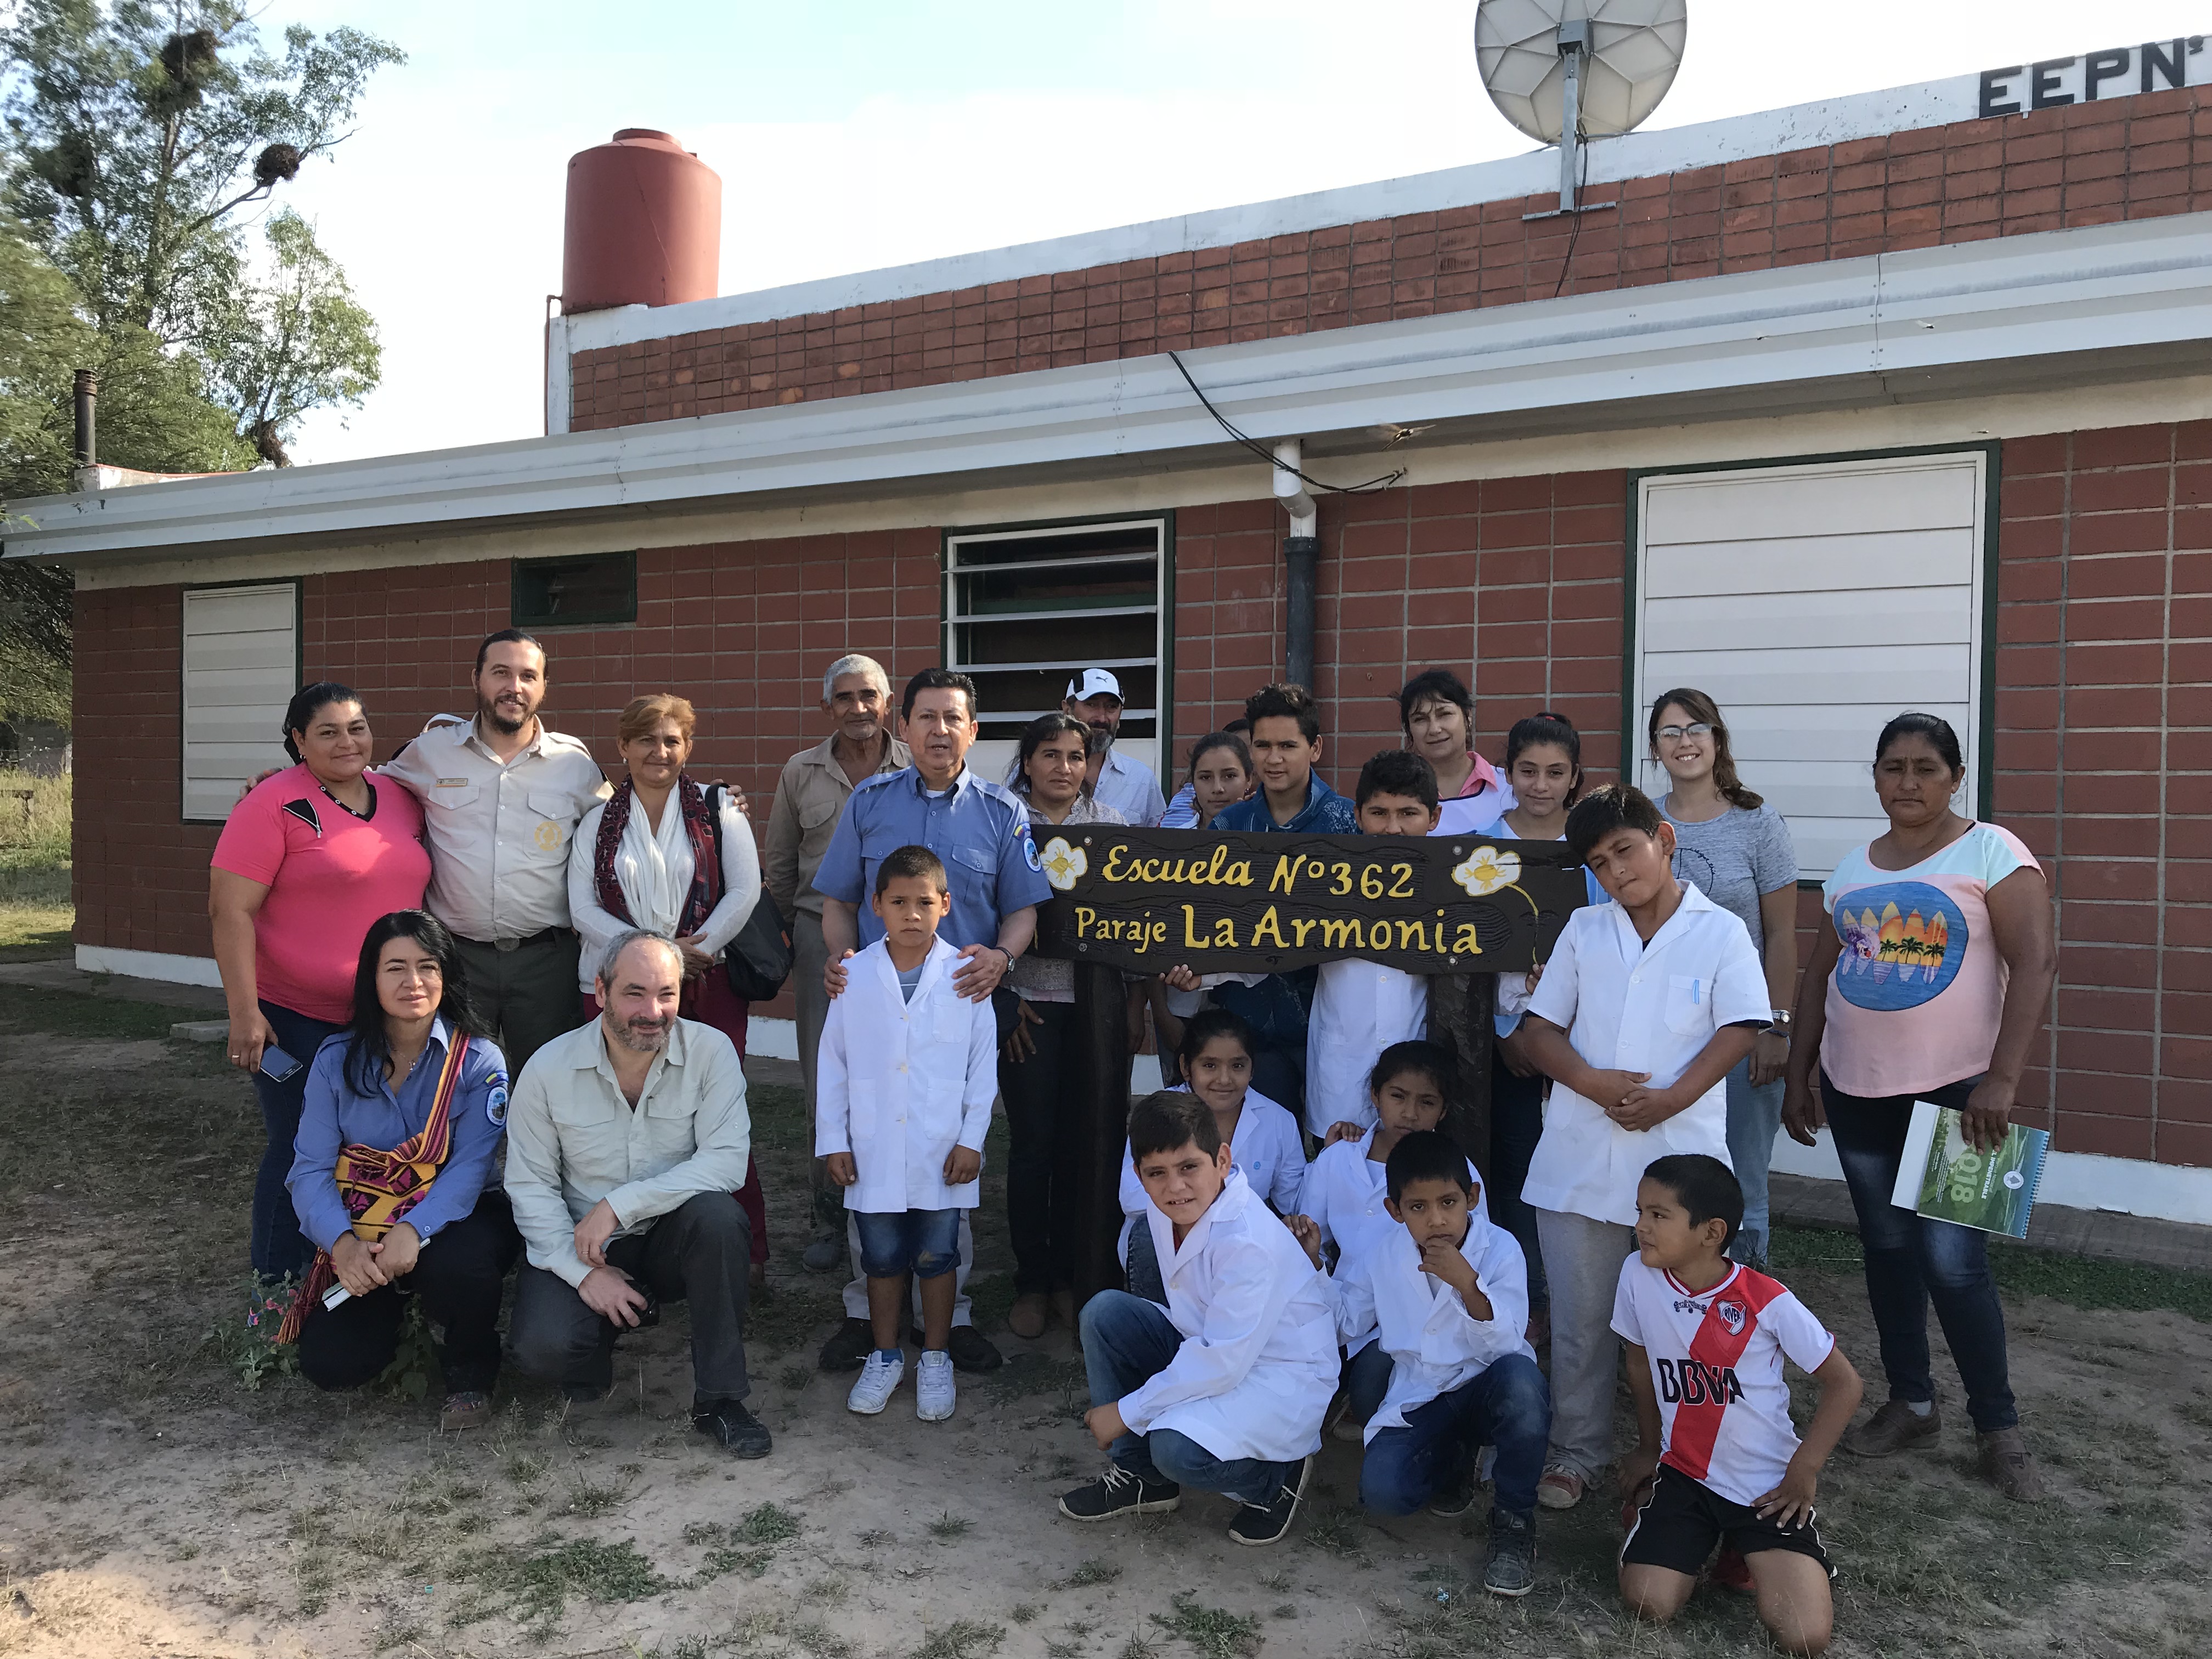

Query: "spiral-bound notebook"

xmin=1889 ymin=1101 xmax=2050 ymax=1239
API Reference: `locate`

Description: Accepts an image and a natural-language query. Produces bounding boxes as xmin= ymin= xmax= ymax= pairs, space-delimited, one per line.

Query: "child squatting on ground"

xmin=1060 ymin=1090 xmax=1339 ymax=1547
xmin=1513 ymin=783 xmax=1771 ymax=1510
xmin=1290 ymin=1129 xmax=1552 ymax=1597
xmin=814 ymin=845 xmax=998 ymax=1423
xmin=1616 ymin=1154 xmax=1863 ymax=1656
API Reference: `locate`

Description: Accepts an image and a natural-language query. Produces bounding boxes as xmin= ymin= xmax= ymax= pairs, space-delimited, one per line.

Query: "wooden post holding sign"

xmin=1027 ymin=826 xmax=1588 ymax=1306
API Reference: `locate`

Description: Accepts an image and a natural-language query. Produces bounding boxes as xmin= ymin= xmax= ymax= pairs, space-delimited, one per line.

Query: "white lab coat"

xmin=1294 ymin=1128 xmax=1492 ymax=1352
xmin=1119 ymin=1169 xmax=1339 ymax=1464
xmin=1303 ymin=958 xmax=1430 ymax=1137
xmin=814 ymin=938 xmax=997 ymax=1212
xmin=1119 ymin=1087 xmax=1306 ymax=1220
xmin=1327 ymin=1214 xmax=1534 ymax=1442
xmin=1521 ymin=882 xmax=1768 ymax=1225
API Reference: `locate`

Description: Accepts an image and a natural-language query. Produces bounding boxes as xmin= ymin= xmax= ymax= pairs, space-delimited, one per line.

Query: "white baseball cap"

xmin=1066 ymin=668 xmax=1124 ymax=703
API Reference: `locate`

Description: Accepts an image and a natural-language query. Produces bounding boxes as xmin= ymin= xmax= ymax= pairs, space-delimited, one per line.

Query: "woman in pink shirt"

xmin=1781 ymin=713 xmax=2055 ymax=1504
xmin=211 ymin=683 xmax=432 ymax=1282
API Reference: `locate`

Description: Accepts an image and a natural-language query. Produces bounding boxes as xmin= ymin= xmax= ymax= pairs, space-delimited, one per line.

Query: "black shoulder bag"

xmin=708 ymin=784 xmax=794 ymax=1001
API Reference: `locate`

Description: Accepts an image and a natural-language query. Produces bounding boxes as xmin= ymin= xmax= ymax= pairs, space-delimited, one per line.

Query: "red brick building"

xmin=13 ymin=45 xmax=2212 ymax=1222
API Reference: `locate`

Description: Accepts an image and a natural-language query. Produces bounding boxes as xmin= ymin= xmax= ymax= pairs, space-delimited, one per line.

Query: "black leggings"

xmin=296 ymin=1193 xmax=520 ymax=1396
xmin=1000 ymin=1000 xmax=1082 ymax=1295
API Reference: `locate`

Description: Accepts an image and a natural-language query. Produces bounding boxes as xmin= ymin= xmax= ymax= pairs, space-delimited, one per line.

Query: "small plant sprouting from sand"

xmin=927 ymin=1510 xmax=973 ymax=1541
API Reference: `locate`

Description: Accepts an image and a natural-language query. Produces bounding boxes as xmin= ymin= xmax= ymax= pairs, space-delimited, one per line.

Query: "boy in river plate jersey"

xmin=1612 ymin=1155 xmax=1863 ymax=1658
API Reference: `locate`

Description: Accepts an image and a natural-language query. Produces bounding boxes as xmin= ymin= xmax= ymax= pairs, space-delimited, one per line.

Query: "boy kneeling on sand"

xmin=1059 ymin=1091 xmax=1338 ymax=1547
xmin=1293 ymin=1130 xmax=1551 ymax=1597
xmin=1617 ymin=1154 xmax=1863 ymax=1656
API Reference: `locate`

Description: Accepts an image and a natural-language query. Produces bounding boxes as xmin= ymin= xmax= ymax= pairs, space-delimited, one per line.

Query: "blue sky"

xmin=260 ymin=1 xmax=2212 ymax=465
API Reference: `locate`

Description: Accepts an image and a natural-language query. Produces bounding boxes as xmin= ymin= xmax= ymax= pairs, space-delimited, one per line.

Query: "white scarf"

xmin=617 ymin=789 xmax=695 ymax=935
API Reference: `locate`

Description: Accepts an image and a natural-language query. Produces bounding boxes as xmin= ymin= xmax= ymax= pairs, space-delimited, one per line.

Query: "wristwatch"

xmin=1768 ymin=1008 xmax=1793 ymax=1034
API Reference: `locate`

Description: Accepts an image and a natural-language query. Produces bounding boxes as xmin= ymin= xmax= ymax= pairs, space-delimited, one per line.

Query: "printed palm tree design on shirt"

xmin=1833 ymin=881 xmax=1970 ymax=1012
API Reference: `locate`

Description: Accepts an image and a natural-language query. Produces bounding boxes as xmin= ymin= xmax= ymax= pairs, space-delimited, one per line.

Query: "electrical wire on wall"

xmin=1553 ymin=122 xmax=1592 ymax=299
xmin=1165 ymin=352 xmax=1406 ymax=494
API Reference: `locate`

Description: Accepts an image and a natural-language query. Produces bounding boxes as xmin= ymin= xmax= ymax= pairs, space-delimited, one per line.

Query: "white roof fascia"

xmin=561 ymin=46 xmax=2211 ymax=356
xmin=9 ymin=214 xmax=2207 ymax=564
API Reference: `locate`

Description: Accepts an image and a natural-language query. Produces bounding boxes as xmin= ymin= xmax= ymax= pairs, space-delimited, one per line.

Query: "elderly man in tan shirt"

xmin=762 ymin=652 xmax=910 ymax=1270
xmin=504 ymin=929 xmax=770 ymax=1458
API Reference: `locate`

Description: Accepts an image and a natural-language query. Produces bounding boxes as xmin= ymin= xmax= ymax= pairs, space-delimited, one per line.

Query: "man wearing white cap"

xmin=1065 ymin=669 xmax=1167 ymax=827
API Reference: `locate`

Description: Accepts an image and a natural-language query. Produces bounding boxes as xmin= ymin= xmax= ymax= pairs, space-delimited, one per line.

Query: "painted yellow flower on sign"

xmin=1040 ymin=836 xmax=1087 ymax=893
xmin=1453 ymin=845 xmax=1520 ymax=898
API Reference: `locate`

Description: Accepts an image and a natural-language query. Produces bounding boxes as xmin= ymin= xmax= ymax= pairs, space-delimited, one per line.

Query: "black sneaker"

xmin=1428 ymin=1475 xmax=1479 ymax=1519
xmin=1482 ymin=1508 xmax=1536 ymax=1598
xmin=817 ymin=1316 xmax=874 ymax=1373
xmin=1227 ymin=1455 xmax=1313 ymax=1547
xmin=692 ymin=1397 xmax=772 ymax=1459
xmin=941 ymin=1324 xmax=1005 ymax=1374
xmin=1058 ymin=1465 xmax=1182 ymax=1522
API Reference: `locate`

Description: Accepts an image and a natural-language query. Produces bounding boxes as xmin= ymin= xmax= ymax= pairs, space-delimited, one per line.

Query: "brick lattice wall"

xmin=566 ymin=88 xmax=2208 ymax=431
xmin=1995 ymin=422 xmax=2212 ymax=1166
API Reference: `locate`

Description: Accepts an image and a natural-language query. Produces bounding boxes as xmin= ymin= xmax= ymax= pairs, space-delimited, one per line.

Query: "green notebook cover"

xmin=1889 ymin=1101 xmax=2050 ymax=1240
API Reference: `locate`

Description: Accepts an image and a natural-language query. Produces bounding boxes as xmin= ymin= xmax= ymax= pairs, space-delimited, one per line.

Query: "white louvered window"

xmin=1631 ymin=452 xmax=1990 ymax=879
xmin=181 ymin=583 xmax=298 ymax=822
xmin=945 ymin=517 xmax=1169 ymax=787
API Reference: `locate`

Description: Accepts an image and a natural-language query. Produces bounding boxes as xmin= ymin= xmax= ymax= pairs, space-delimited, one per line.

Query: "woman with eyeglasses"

xmin=1645 ymin=689 xmax=1799 ymax=1269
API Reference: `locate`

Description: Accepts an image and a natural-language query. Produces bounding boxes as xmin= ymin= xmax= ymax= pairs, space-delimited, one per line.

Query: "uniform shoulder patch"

xmin=484 ymin=1069 xmax=511 ymax=1127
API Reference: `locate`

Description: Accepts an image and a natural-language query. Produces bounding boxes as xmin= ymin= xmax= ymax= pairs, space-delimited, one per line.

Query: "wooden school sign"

xmin=1030 ymin=827 xmax=1589 ymax=975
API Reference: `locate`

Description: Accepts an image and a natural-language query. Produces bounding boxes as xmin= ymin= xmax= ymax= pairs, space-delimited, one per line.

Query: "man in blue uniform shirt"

xmin=811 ymin=667 xmax=1054 ymax=1372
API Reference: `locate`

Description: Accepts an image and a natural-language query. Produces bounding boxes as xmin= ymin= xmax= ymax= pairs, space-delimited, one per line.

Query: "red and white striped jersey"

xmin=1610 ymin=1258 xmax=1837 ymax=1508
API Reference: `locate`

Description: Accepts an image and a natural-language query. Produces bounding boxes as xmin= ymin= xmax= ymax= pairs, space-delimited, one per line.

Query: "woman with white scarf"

xmin=567 ymin=693 xmax=768 ymax=1284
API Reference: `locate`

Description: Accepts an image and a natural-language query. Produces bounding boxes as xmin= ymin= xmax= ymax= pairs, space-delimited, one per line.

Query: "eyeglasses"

xmin=1655 ymin=723 xmax=1714 ymax=741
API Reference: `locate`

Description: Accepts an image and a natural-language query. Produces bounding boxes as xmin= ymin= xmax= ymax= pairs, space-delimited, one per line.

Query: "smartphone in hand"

xmin=258 ymin=1045 xmax=303 ymax=1084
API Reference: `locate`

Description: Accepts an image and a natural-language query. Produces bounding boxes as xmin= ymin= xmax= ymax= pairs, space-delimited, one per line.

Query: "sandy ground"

xmin=1 ymin=992 xmax=2209 ymax=1659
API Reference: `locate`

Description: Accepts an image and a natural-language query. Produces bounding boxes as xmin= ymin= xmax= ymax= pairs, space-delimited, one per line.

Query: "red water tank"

xmin=561 ymin=129 xmax=721 ymax=314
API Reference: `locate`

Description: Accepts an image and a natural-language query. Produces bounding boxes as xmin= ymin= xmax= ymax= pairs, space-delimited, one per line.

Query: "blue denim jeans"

xmin=853 ymin=1207 xmax=962 ymax=1280
xmin=1725 ymin=1055 xmax=1787 ymax=1260
xmin=1822 ymin=1071 xmax=2018 ymax=1432
xmin=1359 ymin=1351 xmax=1551 ymax=1519
xmin=1081 ymin=1289 xmax=1301 ymax=1505
xmin=1124 ymin=1215 xmax=1167 ymax=1304
xmin=1345 ymin=1337 xmax=1393 ymax=1421
xmin=252 ymin=1000 xmax=344 ymax=1282
xmin=1488 ymin=1049 xmax=1549 ymax=1311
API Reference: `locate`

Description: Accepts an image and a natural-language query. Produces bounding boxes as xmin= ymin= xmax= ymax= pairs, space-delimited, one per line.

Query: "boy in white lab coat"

xmin=817 ymin=845 xmax=997 ymax=1424
xmin=1059 ymin=1091 xmax=1338 ymax=1548
xmin=1514 ymin=786 xmax=1768 ymax=1511
xmin=1303 ymin=751 xmax=1438 ymax=1138
xmin=1294 ymin=1130 xmax=1550 ymax=1598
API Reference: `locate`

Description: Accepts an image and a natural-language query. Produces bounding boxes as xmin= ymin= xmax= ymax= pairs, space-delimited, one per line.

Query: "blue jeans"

xmin=252 ymin=1000 xmax=343 ymax=1282
xmin=1360 ymin=1352 xmax=1551 ymax=1520
xmin=1124 ymin=1215 xmax=1166 ymax=1304
xmin=1488 ymin=1049 xmax=1549 ymax=1311
xmin=1345 ymin=1338 xmax=1393 ymax=1421
xmin=1822 ymin=1071 xmax=2017 ymax=1432
xmin=854 ymin=1207 xmax=962 ymax=1280
xmin=1081 ymin=1289 xmax=1302 ymax=1505
xmin=1725 ymin=1056 xmax=1786 ymax=1259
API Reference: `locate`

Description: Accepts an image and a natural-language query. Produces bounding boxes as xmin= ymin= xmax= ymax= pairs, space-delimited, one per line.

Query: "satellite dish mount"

xmin=1549 ymin=18 xmax=1605 ymax=217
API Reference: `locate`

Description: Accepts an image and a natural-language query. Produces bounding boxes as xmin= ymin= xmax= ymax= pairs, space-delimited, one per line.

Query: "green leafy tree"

xmin=207 ymin=207 xmax=377 ymax=466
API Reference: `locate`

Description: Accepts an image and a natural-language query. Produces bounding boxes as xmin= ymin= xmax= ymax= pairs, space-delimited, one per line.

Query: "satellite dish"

xmin=1475 ymin=0 xmax=1688 ymax=212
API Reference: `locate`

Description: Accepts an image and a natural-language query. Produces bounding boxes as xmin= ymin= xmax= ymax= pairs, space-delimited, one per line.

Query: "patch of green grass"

xmin=562 ymin=1471 xmax=633 ymax=1516
xmin=0 ymin=984 xmax=186 ymax=1042
xmin=741 ymin=1501 xmax=803 ymax=1543
xmin=1009 ymin=1604 xmax=1040 ymax=1624
xmin=855 ymin=1527 xmax=895 ymax=1547
xmin=1300 ymin=1505 xmax=1368 ymax=1559
xmin=788 ymin=1623 xmax=854 ymax=1659
xmin=1059 ymin=1558 xmax=1121 ymax=1588
xmin=912 ymin=1620 xmax=1005 ymax=1659
xmin=927 ymin=1509 xmax=972 ymax=1541
xmin=1116 ymin=1637 xmax=1159 ymax=1659
xmin=453 ymin=1533 xmax=669 ymax=1626
xmin=1149 ymin=1595 xmax=1260 ymax=1658
xmin=747 ymin=1081 xmax=810 ymax=1154
xmin=1770 ymin=1223 xmax=2212 ymax=1323
xmin=0 ymin=860 xmax=69 ymax=962
xmin=0 ymin=770 xmax=70 ymax=876
xmin=505 ymin=1450 xmax=550 ymax=1485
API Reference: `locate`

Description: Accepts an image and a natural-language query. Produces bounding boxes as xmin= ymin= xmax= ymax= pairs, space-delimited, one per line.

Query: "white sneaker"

xmin=847 ymin=1351 xmax=903 ymax=1415
xmin=915 ymin=1350 xmax=956 ymax=1421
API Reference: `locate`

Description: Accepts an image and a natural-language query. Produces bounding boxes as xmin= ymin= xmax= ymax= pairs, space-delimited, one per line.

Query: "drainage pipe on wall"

xmin=1274 ymin=438 xmax=1319 ymax=690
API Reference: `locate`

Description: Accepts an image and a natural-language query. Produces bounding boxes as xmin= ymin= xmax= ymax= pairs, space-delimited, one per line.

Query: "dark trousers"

xmin=1822 ymin=1071 xmax=2018 ymax=1432
xmin=455 ymin=930 xmax=581 ymax=1081
xmin=251 ymin=1000 xmax=343 ymax=1282
xmin=1001 ymin=999 xmax=1080 ymax=1295
xmin=507 ymin=1191 xmax=753 ymax=1401
xmin=296 ymin=1194 xmax=521 ymax=1395
xmin=1210 ymin=974 xmax=1309 ymax=1122
xmin=1345 ymin=1338 xmax=1393 ymax=1420
xmin=1488 ymin=1050 xmax=1550 ymax=1312
xmin=1359 ymin=1352 xmax=1551 ymax=1520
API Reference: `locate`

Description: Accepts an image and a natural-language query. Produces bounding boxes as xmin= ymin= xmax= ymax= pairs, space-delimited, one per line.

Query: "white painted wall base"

xmin=76 ymin=944 xmax=225 ymax=988
xmin=1770 ymin=1128 xmax=2212 ymax=1228
xmin=746 ymin=1015 xmax=798 ymax=1062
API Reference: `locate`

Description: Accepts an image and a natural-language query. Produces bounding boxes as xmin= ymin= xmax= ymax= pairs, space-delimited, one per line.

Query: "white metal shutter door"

xmin=181 ymin=584 xmax=297 ymax=822
xmin=1633 ymin=454 xmax=1987 ymax=879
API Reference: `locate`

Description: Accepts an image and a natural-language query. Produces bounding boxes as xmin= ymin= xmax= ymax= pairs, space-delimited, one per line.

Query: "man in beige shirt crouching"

xmin=504 ymin=929 xmax=770 ymax=1457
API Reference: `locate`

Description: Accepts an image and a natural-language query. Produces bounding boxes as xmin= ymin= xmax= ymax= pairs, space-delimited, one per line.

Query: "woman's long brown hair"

xmin=1647 ymin=687 xmax=1764 ymax=811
